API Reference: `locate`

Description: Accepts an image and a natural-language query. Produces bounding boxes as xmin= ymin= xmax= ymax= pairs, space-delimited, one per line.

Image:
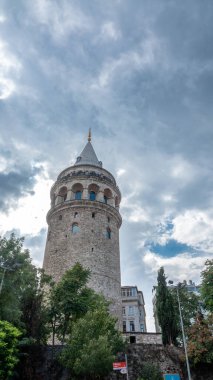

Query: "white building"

xmin=121 ymin=286 xmax=147 ymax=334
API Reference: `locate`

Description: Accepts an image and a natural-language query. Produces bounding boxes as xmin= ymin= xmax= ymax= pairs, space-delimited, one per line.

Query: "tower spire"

xmin=88 ymin=128 xmax=91 ymax=142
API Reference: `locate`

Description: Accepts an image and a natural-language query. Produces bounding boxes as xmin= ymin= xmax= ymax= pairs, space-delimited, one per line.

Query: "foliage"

xmin=48 ymin=263 xmax=96 ymax=344
xmin=201 ymin=259 xmax=213 ymax=313
xmin=137 ymin=362 xmax=163 ymax=380
xmin=0 ymin=320 xmax=21 ymax=380
xmin=156 ymin=267 xmax=178 ymax=345
xmin=0 ymin=234 xmax=33 ymax=324
xmin=187 ymin=312 xmax=213 ymax=366
xmin=60 ymin=298 xmax=125 ymax=379
xmin=19 ymin=268 xmax=52 ymax=344
xmin=170 ymin=285 xmax=200 ymax=340
xmin=0 ymin=234 xmax=51 ymax=344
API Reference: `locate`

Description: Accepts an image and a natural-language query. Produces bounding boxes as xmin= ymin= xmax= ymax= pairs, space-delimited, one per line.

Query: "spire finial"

xmin=88 ymin=128 xmax=91 ymax=142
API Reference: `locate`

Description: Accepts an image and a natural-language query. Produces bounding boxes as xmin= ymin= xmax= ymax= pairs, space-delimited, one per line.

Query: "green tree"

xmin=0 ymin=234 xmax=33 ymax=324
xmin=187 ymin=312 xmax=213 ymax=366
xmin=60 ymin=298 xmax=125 ymax=379
xmin=19 ymin=268 xmax=52 ymax=344
xmin=0 ymin=320 xmax=21 ymax=380
xmin=0 ymin=234 xmax=51 ymax=344
xmin=201 ymin=259 xmax=213 ymax=313
xmin=156 ymin=267 xmax=178 ymax=345
xmin=48 ymin=263 xmax=96 ymax=345
xmin=137 ymin=362 xmax=163 ymax=380
xmin=170 ymin=285 xmax=200 ymax=340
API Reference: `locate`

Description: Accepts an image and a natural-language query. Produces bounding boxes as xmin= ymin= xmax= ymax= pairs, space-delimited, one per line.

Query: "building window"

xmin=75 ymin=191 xmax=82 ymax=200
xmin=123 ymin=321 xmax=126 ymax=333
xmin=122 ymin=289 xmax=126 ymax=297
xmin=129 ymin=306 xmax=134 ymax=315
xmin=89 ymin=191 xmax=96 ymax=201
xmin=127 ymin=289 xmax=133 ymax=297
xmin=122 ymin=307 xmax=126 ymax=315
xmin=130 ymin=321 xmax=135 ymax=332
xmin=59 ymin=215 xmax=62 ymax=220
xmin=104 ymin=195 xmax=108 ymax=204
xmin=106 ymin=228 xmax=111 ymax=239
xmin=74 ymin=212 xmax=78 ymax=218
xmin=107 ymin=216 xmax=110 ymax=223
xmin=58 ymin=186 xmax=68 ymax=202
xmin=72 ymin=223 xmax=80 ymax=234
xmin=92 ymin=212 xmax=95 ymax=218
xmin=140 ymin=324 xmax=144 ymax=332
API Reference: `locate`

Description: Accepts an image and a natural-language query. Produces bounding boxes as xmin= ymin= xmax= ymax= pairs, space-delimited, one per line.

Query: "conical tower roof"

xmin=75 ymin=130 xmax=102 ymax=167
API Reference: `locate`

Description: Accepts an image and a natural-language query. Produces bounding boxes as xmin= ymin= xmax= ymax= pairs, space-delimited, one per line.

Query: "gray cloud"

xmin=1 ymin=0 xmax=213 ymax=330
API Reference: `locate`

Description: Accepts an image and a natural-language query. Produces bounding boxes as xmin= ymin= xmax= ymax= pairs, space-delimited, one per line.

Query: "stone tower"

xmin=43 ymin=131 xmax=122 ymax=326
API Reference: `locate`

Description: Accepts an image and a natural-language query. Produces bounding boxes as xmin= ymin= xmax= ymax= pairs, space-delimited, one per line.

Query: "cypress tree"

xmin=156 ymin=267 xmax=178 ymax=345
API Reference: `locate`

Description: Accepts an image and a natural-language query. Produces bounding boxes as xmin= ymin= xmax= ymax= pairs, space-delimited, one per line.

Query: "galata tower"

xmin=43 ymin=131 xmax=122 ymax=326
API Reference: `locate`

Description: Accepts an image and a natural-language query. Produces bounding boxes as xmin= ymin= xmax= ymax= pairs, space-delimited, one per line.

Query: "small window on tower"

xmin=72 ymin=223 xmax=80 ymax=234
xmin=74 ymin=212 xmax=78 ymax=218
xmin=106 ymin=228 xmax=111 ymax=239
xmin=59 ymin=215 xmax=62 ymax=220
xmin=107 ymin=216 xmax=110 ymax=223
xmin=92 ymin=212 xmax=95 ymax=218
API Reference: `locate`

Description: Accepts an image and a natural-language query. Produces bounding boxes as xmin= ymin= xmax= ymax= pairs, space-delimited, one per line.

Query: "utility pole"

xmin=168 ymin=280 xmax=192 ymax=380
xmin=176 ymin=285 xmax=192 ymax=380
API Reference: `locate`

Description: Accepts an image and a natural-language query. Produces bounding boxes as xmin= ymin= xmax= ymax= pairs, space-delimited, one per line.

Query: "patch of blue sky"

xmin=149 ymin=239 xmax=195 ymax=257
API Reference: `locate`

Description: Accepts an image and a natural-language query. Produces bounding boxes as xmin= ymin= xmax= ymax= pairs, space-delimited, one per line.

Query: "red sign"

xmin=113 ymin=362 xmax=127 ymax=370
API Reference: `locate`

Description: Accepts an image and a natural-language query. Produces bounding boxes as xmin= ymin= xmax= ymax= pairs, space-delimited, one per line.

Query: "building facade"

xmin=43 ymin=132 xmax=123 ymax=326
xmin=121 ymin=286 xmax=147 ymax=334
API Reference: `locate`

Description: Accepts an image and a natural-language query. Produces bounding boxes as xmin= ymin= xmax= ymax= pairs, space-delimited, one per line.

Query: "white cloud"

xmin=100 ymin=22 xmax=121 ymax=41
xmin=92 ymin=32 xmax=161 ymax=88
xmin=0 ymin=77 xmax=16 ymax=99
xmin=31 ymin=0 xmax=91 ymax=41
xmin=0 ymin=165 xmax=53 ymax=236
xmin=0 ymin=39 xmax=21 ymax=98
xmin=116 ymin=168 xmax=126 ymax=177
xmin=143 ymin=250 xmax=208 ymax=284
xmin=0 ymin=14 xmax=6 ymax=23
xmin=172 ymin=210 xmax=213 ymax=252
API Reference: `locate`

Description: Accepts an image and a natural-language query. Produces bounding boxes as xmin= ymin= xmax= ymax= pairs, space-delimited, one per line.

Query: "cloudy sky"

xmin=1 ymin=0 xmax=213 ymax=331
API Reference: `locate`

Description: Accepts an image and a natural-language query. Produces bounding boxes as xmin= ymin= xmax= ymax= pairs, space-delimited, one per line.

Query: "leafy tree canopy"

xmin=0 ymin=234 xmax=51 ymax=344
xmin=48 ymin=263 xmax=97 ymax=344
xmin=0 ymin=320 xmax=21 ymax=380
xmin=60 ymin=297 xmax=125 ymax=379
xmin=201 ymin=259 xmax=213 ymax=313
xmin=137 ymin=362 xmax=163 ymax=380
xmin=187 ymin=312 xmax=213 ymax=366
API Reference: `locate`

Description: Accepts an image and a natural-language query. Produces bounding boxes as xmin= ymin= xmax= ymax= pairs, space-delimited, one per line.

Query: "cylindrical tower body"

xmin=43 ymin=140 xmax=122 ymax=326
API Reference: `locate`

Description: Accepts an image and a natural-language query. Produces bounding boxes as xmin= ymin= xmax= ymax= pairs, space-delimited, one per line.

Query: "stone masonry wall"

xmin=43 ymin=164 xmax=123 ymax=328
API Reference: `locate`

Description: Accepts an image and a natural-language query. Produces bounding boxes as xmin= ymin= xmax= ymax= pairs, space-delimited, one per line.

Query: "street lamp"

xmin=168 ymin=281 xmax=192 ymax=380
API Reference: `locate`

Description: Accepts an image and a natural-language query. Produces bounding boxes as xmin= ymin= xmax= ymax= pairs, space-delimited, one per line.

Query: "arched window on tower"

xmin=88 ymin=183 xmax=99 ymax=202
xmin=58 ymin=186 xmax=68 ymax=202
xmin=106 ymin=227 xmax=111 ymax=239
xmin=75 ymin=191 xmax=82 ymax=200
xmin=72 ymin=183 xmax=83 ymax=200
xmin=103 ymin=188 xmax=112 ymax=205
xmin=89 ymin=191 xmax=96 ymax=201
xmin=72 ymin=223 xmax=80 ymax=234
